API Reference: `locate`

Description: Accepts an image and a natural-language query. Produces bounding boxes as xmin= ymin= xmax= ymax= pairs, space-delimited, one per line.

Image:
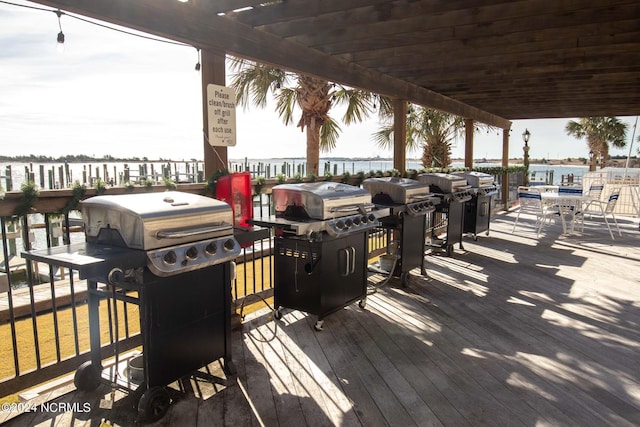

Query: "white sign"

xmin=207 ymin=84 xmax=237 ymax=147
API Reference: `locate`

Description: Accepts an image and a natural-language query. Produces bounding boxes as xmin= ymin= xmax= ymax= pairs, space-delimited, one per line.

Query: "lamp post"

xmin=522 ymin=128 xmax=531 ymax=186
xmin=588 ymin=150 xmax=595 ymax=172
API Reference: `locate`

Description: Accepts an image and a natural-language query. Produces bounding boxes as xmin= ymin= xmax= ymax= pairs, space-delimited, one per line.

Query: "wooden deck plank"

xmin=284 ymin=310 xmax=358 ymax=426
xmin=219 ymin=320 xmax=255 ymax=427
xmin=367 ymin=289 xmax=555 ymax=426
xmin=362 ymin=292 xmax=471 ymax=426
xmin=414 ymin=215 xmax=640 ymax=426
xmin=344 ymin=303 xmax=444 ymax=427
xmin=312 ymin=312 xmax=389 ymax=427
xmin=250 ymin=315 xmax=308 ymax=427
xmin=398 ymin=278 xmax=611 ymax=427
xmin=324 ymin=308 xmax=417 ymax=427
xmin=2 ymin=210 xmax=639 ymax=426
xmin=242 ymin=315 xmax=281 ymax=426
xmin=366 ymin=288 xmax=529 ymax=427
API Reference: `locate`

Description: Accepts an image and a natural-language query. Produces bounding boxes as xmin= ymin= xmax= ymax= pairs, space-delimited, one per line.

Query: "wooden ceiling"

xmin=30 ymin=0 xmax=640 ymax=130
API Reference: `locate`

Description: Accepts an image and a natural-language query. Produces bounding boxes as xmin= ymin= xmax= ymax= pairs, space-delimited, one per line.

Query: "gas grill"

xmin=250 ymin=182 xmax=389 ymax=331
xmin=362 ymin=177 xmax=440 ymax=285
xmin=417 ymin=173 xmax=473 ymax=256
xmin=22 ymin=191 xmax=241 ymax=422
xmin=454 ymin=171 xmax=499 ymax=240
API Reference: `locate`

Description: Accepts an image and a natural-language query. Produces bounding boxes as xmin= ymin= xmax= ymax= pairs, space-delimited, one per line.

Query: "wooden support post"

xmin=201 ymin=49 xmax=228 ymax=179
xmin=393 ymin=99 xmax=407 ymax=175
xmin=502 ymin=129 xmax=510 ymax=210
xmin=464 ymin=119 xmax=474 ymax=169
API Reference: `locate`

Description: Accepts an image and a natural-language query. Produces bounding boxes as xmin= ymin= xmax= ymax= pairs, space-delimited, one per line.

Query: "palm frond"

xmin=275 ymin=88 xmax=297 ymax=126
xmin=319 ymin=117 xmax=341 ymax=152
xmin=332 ymin=88 xmax=372 ymax=125
xmin=372 ymin=127 xmax=394 ymax=150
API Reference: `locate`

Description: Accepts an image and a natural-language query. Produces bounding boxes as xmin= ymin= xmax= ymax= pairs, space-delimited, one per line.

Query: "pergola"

xmin=28 ymin=0 xmax=640 ymax=201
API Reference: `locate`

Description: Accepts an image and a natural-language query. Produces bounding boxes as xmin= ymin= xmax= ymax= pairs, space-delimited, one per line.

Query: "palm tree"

xmin=229 ymin=58 xmax=384 ymax=176
xmin=374 ymin=105 xmax=478 ymax=168
xmin=565 ymin=117 xmax=628 ymax=171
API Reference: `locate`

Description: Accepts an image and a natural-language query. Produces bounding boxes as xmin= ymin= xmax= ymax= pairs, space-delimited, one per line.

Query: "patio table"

xmin=540 ymin=192 xmax=592 ymax=235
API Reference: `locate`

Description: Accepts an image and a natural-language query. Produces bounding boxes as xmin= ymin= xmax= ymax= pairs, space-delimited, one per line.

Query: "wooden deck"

xmin=2 ymin=210 xmax=640 ymax=426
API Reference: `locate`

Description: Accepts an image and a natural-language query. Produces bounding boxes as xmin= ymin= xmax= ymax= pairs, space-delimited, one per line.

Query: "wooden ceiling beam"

xmin=323 ymin=20 xmax=640 ymax=60
xmin=262 ymin=0 xmax=633 ymax=43
xmin=28 ymin=0 xmax=511 ymax=129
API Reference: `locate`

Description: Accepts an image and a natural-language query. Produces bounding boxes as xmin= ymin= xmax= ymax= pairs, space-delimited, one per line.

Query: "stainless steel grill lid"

xmin=273 ymin=182 xmax=373 ymax=220
xmin=362 ymin=177 xmax=432 ymax=204
xmin=81 ymin=191 xmax=234 ymax=250
xmin=417 ymin=173 xmax=470 ymax=193
xmin=455 ymin=171 xmax=494 ymax=187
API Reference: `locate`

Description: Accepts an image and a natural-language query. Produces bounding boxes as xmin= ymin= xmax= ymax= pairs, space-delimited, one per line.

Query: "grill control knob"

xmin=345 ymin=218 xmax=353 ymax=227
xmin=185 ymin=246 xmax=198 ymax=260
xmin=367 ymin=214 xmax=376 ymax=222
xmin=163 ymin=251 xmax=177 ymax=265
xmin=223 ymin=238 xmax=236 ymax=252
xmin=205 ymin=242 xmax=217 ymax=256
xmin=361 ymin=215 xmax=368 ymax=223
xmin=336 ymin=220 xmax=345 ymax=229
xmin=353 ymin=216 xmax=361 ymax=225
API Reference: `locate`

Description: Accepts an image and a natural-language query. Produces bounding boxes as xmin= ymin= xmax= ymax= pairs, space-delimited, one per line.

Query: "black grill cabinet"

xmin=273 ymin=231 xmax=368 ymax=330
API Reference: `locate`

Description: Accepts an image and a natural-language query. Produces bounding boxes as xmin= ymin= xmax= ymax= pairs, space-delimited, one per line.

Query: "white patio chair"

xmin=576 ymin=188 xmax=622 ymax=239
xmin=581 ymin=182 xmax=604 ymax=213
xmin=512 ymin=186 xmax=557 ymax=237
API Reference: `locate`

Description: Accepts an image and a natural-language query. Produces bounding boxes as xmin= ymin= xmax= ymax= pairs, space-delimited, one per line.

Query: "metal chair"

xmin=512 ymin=187 xmax=557 ymax=237
xmin=576 ymin=188 xmax=622 ymax=239
xmin=581 ymin=183 xmax=604 ymax=213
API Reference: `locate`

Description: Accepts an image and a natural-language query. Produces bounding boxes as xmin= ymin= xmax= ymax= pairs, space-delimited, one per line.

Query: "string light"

xmin=195 ymin=48 xmax=201 ymax=71
xmin=55 ymin=9 xmax=64 ymax=52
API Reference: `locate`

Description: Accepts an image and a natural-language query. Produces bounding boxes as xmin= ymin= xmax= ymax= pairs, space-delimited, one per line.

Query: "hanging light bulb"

xmin=55 ymin=10 xmax=65 ymax=52
xmin=195 ymin=48 xmax=201 ymax=71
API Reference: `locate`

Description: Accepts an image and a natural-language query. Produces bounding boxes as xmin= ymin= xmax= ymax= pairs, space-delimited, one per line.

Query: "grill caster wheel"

xmin=359 ymin=298 xmax=367 ymax=309
xmin=273 ymin=308 xmax=282 ymax=320
xmin=314 ymin=320 xmax=324 ymax=331
xmin=74 ymin=361 xmax=100 ymax=391
xmin=138 ymin=386 xmax=171 ymax=423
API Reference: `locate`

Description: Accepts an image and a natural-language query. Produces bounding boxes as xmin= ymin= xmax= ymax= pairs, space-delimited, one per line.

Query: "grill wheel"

xmin=138 ymin=386 xmax=171 ymax=422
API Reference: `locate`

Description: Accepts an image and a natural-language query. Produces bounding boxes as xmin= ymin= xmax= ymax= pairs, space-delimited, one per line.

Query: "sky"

xmin=1 ymin=1 xmax=638 ymax=162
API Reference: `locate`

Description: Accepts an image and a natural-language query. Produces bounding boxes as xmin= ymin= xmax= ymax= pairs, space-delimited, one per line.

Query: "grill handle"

xmin=330 ymin=203 xmax=375 ymax=214
xmin=349 ymin=247 xmax=356 ymax=274
xmin=156 ymin=223 xmax=233 ymax=239
xmin=407 ymin=194 xmax=432 ymax=201
xmin=339 ymin=247 xmax=357 ymax=276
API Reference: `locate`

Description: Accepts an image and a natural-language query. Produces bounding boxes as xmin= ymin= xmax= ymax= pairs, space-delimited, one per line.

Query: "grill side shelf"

xmin=22 ymin=242 xmax=147 ymax=280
